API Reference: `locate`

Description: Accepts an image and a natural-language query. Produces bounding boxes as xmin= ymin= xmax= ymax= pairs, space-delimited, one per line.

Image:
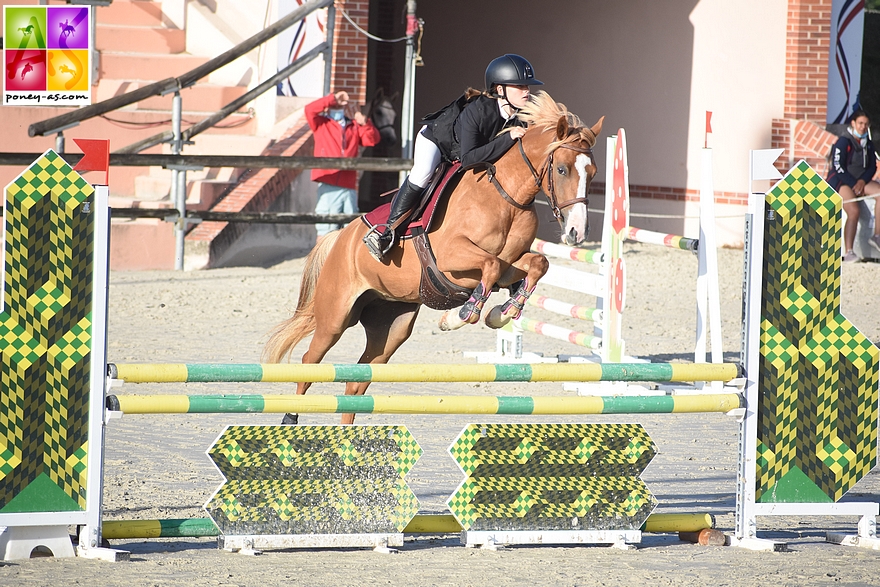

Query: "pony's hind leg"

xmin=280 ymin=329 xmax=345 ymax=426
xmin=339 ymin=300 xmax=421 ymax=425
xmin=484 ymin=252 xmax=550 ymax=329
xmin=282 ymin=287 xmax=365 ymax=424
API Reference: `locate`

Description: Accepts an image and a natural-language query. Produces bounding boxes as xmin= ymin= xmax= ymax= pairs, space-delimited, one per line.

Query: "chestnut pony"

xmin=264 ymin=92 xmax=603 ymax=423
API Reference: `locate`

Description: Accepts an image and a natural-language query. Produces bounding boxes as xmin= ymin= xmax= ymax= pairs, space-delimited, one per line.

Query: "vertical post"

xmin=601 ymin=132 xmax=627 ymax=364
xmin=81 ymin=184 xmax=110 ymax=553
xmin=175 ymin=169 xmax=187 ymax=270
xmin=55 ymin=131 xmax=65 ymax=154
xmin=323 ymin=2 xmax=336 ymax=96
xmin=735 ymin=187 xmax=766 ymax=540
xmin=695 ymin=148 xmax=723 ymax=389
xmin=170 ymin=92 xmax=185 ymax=271
xmin=399 ymin=1 xmax=418 ymax=183
xmin=90 ymin=5 xmax=99 ymax=85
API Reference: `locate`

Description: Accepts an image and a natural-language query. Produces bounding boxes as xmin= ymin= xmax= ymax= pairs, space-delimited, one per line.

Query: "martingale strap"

xmin=484 ymin=163 xmax=533 ymax=210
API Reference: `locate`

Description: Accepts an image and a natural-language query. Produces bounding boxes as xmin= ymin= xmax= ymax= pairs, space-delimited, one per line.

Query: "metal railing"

xmin=0 ymin=152 xmax=410 ymax=225
xmin=28 ymin=0 xmax=334 ymax=140
xmin=0 ymin=153 xmax=410 ymax=171
xmin=27 ymin=0 xmax=336 ymax=270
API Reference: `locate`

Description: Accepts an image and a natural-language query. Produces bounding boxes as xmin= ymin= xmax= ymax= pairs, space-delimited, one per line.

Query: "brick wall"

xmin=593 ymin=183 xmax=749 ymax=208
xmin=771 ymin=0 xmax=837 ymax=176
xmin=785 ymin=0 xmax=832 ymax=121
xmin=330 ymin=0 xmax=369 ymax=103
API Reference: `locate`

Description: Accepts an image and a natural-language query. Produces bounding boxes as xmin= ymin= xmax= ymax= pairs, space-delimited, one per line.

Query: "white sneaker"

xmin=842 ymin=250 xmax=859 ymax=263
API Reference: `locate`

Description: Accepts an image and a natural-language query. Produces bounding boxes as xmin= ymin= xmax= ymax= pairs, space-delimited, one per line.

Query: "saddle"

xmin=361 ymin=163 xmax=473 ymax=310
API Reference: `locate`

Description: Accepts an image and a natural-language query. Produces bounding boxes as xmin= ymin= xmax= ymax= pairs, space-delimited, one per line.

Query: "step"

xmin=94 ymin=79 xmax=250 ymax=116
xmin=100 ymin=51 xmax=208 ymax=81
xmin=179 ymin=134 xmax=272 ymax=208
xmin=187 ymin=178 xmax=233 ymax=210
xmin=108 ymin=195 xmax=174 ymax=210
xmin=96 ymin=23 xmax=186 ymax=54
xmin=97 ymin=0 xmax=165 ymax=27
xmin=134 ymin=173 xmax=171 ymax=201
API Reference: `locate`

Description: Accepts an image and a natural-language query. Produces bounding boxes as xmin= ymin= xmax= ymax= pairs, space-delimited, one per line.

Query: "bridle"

xmin=484 ymin=135 xmax=595 ymax=228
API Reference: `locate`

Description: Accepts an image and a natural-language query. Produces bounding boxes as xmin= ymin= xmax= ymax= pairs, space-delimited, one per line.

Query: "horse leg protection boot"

xmin=364 ymin=178 xmax=425 ymax=261
xmin=459 ymin=281 xmax=491 ymax=324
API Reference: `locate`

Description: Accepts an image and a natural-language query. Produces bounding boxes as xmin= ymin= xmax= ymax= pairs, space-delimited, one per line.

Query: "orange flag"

xmin=704 ymin=111 xmax=712 ymax=149
xmin=72 ymin=138 xmax=110 ymax=185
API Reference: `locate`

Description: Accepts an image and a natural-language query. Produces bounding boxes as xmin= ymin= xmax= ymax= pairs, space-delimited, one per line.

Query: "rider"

xmin=363 ymin=54 xmax=543 ymax=261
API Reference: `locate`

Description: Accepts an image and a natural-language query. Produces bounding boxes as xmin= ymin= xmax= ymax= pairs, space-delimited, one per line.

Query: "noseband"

xmin=483 ymin=137 xmax=595 ymax=227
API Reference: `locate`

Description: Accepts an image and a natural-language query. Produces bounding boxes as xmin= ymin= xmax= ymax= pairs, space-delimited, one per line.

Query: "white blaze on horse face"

xmin=563 ymin=153 xmax=592 ymax=245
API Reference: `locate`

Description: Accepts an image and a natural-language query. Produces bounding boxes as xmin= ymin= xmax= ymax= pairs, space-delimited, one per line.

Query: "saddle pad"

xmin=362 ymin=163 xmax=463 ymax=237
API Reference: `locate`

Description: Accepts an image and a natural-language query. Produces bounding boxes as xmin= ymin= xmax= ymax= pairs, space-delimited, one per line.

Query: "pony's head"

xmin=517 ymin=91 xmax=604 ymax=246
xmin=366 ymin=88 xmax=398 ymax=147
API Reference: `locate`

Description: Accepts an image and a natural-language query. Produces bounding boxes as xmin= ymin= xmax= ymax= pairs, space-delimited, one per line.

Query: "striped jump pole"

xmin=531 ymin=238 xmax=604 ymax=265
xmin=517 ymin=317 xmax=602 ymax=350
xmin=526 ymin=295 xmax=602 ymax=322
xmin=626 ymin=226 xmax=699 ymax=252
xmin=109 ymin=361 xmax=741 ymax=384
xmin=106 ymin=392 xmax=743 ymax=415
xmin=101 ymin=512 xmax=715 ymax=539
xmin=466 ymin=238 xmax=611 ymax=364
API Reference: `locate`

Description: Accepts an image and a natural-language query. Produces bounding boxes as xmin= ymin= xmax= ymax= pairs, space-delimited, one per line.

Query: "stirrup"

xmin=363 ymin=224 xmax=394 ymax=261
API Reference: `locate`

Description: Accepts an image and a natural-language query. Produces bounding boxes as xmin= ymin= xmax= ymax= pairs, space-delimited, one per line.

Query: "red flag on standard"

xmin=704 ymin=111 xmax=712 ymax=149
xmin=72 ymin=138 xmax=110 ymax=185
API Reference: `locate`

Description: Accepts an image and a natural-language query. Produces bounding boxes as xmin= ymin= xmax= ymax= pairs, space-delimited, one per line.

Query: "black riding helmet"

xmin=485 ymin=54 xmax=543 ymax=93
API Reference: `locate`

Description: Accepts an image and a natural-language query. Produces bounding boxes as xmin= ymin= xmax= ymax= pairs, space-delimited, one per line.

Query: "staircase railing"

xmin=27 ymin=0 xmax=336 ymax=269
xmin=28 ymin=0 xmax=334 ymax=141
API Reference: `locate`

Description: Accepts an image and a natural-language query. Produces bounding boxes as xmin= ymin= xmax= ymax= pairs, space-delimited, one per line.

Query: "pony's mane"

xmin=517 ymin=91 xmax=598 ymax=153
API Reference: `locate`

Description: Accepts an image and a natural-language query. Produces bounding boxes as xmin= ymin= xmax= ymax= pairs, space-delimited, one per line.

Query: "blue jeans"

xmin=315 ymin=183 xmax=358 ymax=236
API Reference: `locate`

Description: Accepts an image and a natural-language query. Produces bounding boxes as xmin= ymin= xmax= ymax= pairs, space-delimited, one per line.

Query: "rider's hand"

xmin=509 ymin=127 xmax=526 ymax=140
xmin=353 ymin=111 xmax=367 ymax=125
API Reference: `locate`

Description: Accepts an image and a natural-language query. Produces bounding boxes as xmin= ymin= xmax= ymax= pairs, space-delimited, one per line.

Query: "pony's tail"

xmin=262 ymin=231 xmax=341 ymax=363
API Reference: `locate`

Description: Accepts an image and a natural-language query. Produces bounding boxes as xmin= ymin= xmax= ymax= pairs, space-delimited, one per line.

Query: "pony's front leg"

xmin=437 ymin=241 xmax=504 ymax=331
xmin=439 ymin=280 xmax=492 ymax=331
xmin=484 ymin=252 xmax=549 ymax=329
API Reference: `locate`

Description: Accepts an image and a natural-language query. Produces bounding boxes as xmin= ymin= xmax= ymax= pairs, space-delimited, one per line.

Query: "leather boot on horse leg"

xmin=363 ymin=177 xmax=425 ymax=261
xmin=484 ymin=252 xmax=549 ymax=328
xmin=438 ymin=244 xmax=549 ymax=332
xmin=437 ymin=243 xmax=507 ymax=331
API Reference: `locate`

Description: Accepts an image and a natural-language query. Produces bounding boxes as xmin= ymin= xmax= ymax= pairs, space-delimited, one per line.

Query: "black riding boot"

xmin=363 ymin=177 xmax=425 ymax=261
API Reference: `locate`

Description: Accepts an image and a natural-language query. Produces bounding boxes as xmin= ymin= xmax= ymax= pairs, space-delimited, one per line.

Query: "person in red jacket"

xmin=305 ymin=91 xmax=381 ymax=239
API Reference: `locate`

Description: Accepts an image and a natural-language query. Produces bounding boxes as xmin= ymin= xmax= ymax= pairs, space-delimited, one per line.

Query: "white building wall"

xmin=413 ymin=0 xmax=790 ymax=246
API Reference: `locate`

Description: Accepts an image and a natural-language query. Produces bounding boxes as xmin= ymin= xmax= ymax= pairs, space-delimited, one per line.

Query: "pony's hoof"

xmin=484 ymin=307 xmax=512 ymax=329
xmin=439 ymin=310 xmax=464 ymax=331
xmin=281 ymin=413 xmax=299 ymax=425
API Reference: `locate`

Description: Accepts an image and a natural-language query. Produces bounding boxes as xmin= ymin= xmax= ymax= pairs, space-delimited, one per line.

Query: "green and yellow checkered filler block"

xmin=0 ymin=150 xmax=95 ymax=515
xmin=448 ymin=423 xmax=656 ymax=531
xmin=205 ymin=425 xmax=422 ymax=536
xmin=756 ymin=161 xmax=879 ymax=504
